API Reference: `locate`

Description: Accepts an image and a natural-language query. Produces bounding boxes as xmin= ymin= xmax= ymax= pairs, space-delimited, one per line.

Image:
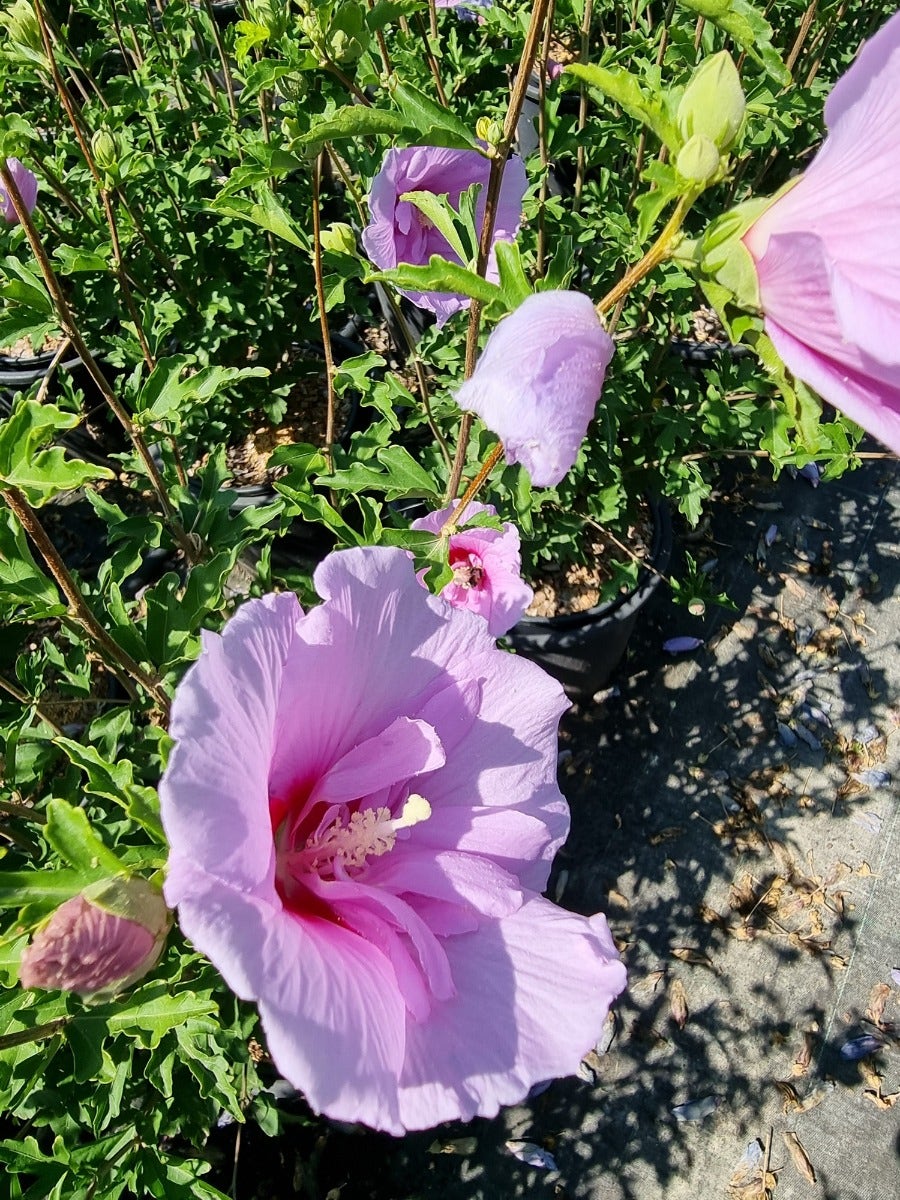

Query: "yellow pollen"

xmin=302 ymin=795 xmax=432 ymax=874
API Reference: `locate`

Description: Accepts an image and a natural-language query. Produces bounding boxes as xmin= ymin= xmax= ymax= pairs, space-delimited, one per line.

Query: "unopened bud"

xmin=19 ymin=877 xmax=170 ymax=998
xmin=677 ymin=52 xmax=746 ymax=152
xmin=676 ymin=134 xmax=721 ymax=185
xmin=320 ymin=221 xmax=357 ymax=256
xmin=475 ymin=116 xmax=503 ymax=148
xmin=0 ymin=156 xmax=37 ymax=223
xmin=91 ymin=129 xmax=123 ymax=176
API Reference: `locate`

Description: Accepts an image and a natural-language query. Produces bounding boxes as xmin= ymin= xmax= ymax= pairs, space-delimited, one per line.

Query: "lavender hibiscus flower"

xmin=454 ymin=291 xmax=615 ymax=487
xmin=362 ymin=146 xmax=527 ymax=325
xmin=412 ymin=501 xmax=533 ymax=636
xmin=742 ymin=10 xmax=900 ymax=454
xmin=0 ymin=157 xmax=38 ymax=223
xmin=160 ymin=547 xmax=625 ymax=1134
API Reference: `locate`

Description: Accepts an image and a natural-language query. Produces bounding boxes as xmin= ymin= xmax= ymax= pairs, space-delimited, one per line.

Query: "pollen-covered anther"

xmin=303 ymin=794 xmax=432 ymax=875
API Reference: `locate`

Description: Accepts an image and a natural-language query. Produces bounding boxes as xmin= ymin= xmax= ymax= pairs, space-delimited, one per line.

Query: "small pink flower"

xmin=412 ymin=501 xmax=533 ymax=636
xmin=0 ymin=158 xmax=38 ymax=224
xmin=160 ymin=548 xmax=625 ymax=1134
xmin=742 ymin=10 xmax=900 ymax=454
xmin=454 ymin=291 xmax=615 ymax=487
xmin=546 ymin=58 xmax=565 ymax=82
xmin=19 ymin=878 xmax=170 ymax=997
xmin=362 ymin=146 xmax=527 ymax=326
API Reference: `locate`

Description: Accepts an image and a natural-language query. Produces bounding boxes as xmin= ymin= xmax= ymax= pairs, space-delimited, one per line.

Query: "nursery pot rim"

xmin=513 ymin=495 xmax=673 ymax=631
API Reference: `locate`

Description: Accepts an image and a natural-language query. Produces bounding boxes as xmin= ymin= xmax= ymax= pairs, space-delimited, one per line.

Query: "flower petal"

xmin=396 ymin=896 xmax=626 ymax=1130
xmin=160 ymin=592 xmax=301 ymax=893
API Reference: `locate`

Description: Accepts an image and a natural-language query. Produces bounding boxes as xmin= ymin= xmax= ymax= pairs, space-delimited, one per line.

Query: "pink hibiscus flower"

xmin=362 ymin=145 xmax=527 ymax=326
xmin=160 ymin=547 xmax=625 ymax=1134
xmin=742 ymin=10 xmax=900 ymax=454
xmin=412 ymin=501 xmax=533 ymax=636
xmin=0 ymin=157 xmax=38 ymax=224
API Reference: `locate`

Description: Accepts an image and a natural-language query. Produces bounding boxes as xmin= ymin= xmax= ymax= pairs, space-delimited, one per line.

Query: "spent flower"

xmin=454 ymin=291 xmax=615 ymax=487
xmin=160 ymin=547 xmax=625 ymax=1134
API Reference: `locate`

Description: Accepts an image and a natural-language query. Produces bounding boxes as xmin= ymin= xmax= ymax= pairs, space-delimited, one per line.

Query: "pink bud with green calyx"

xmin=18 ymin=876 xmax=171 ymax=999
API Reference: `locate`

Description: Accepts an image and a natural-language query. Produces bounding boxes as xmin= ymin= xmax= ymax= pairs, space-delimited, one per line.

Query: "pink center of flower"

xmin=450 ymin=549 xmax=485 ymax=589
xmin=277 ymin=795 xmax=431 ymax=885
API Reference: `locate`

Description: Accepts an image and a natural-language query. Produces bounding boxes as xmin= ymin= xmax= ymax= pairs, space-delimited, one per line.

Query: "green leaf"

xmin=0 ymin=400 xmax=113 ymax=505
xmin=285 ymin=106 xmax=410 ymax=156
xmin=366 ymin=255 xmax=501 ymax=304
xmin=209 ymin=186 xmax=309 ymax=250
xmin=319 ymin=445 xmax=440 ymax=501
xmin=53 ymin=245 xmax=110 ymax=274
xmin=388 ymin=79 xmax=482 ymax=151
xmin=565 ymin=63 xmax=681 ymax=152
xmin=0 ymin=869 xmax=89 ymax=907
xmin=0 ymin=508 xmax=64 ymax=617
xmin=399 ymin=190 xmax=470 ymax=265
xmin=493 ymin=240 xmax=532 ymax=311
xmin=44 ymin=799 xmax=125 ymax=877
xmin=676 ymin=0 xmax=791 ymax=85
xmin=102 ymin=986 xmax=217 ymax=1045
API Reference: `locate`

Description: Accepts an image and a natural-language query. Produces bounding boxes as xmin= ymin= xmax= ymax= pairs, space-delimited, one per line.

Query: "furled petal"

xmin=396 ymin=897 xmax=626 ymax=1130
xmin=454 ymin=292 xmax=615 ymax=486
xmin=310 ymin=717 xmax=445 ymax=806
xmin=1 ymin=157 xmax=38 ymax=223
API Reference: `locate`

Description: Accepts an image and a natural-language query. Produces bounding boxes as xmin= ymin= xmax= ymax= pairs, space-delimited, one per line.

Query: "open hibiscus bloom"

xmin=412 ymin=501 xmax=533 ymax=636
xmin=454 ymin=291 xmax=615 ymax=487
xmin=742 ymin=9 xmax=900 ymax=455
xmin=160 ymin=547 xmax=625 ymax=1134
xmin=362 ymin=146 xmax=527 ymax=325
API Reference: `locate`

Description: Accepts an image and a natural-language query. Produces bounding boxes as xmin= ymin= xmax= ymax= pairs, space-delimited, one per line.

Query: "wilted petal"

xmin=663 ymin=636 xmax=704 ymax=654
xmin=455 ymin=292 xmax=614 ymax=487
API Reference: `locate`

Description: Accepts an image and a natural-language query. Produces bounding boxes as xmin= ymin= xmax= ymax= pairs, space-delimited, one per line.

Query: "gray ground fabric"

xmin=321 ymin=453 xmax=899 ymax=1200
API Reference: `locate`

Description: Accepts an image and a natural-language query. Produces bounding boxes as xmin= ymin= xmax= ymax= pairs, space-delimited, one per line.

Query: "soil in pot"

xmin=508 ymin=498 xmax=673 ymax=700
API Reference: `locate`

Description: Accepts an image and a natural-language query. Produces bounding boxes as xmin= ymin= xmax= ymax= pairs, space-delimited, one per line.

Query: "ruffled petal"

xmin=160 ymin=592 xmax=300 ymax=893
xmin=396 ymin=896 xmax=627 ymax=1130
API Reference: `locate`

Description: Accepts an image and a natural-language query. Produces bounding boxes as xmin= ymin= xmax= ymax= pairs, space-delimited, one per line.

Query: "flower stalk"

xmin=595 ymin=191 xmax=697 ymax=315
xmin=1 ymin=486 xmax=171 ymax=716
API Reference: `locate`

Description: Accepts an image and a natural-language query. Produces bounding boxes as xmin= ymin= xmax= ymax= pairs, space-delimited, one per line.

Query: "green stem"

xmin=595 ymin=191 xmax=695 ymax=315
xmin=445 ymin=0 xmax=553 ymax=502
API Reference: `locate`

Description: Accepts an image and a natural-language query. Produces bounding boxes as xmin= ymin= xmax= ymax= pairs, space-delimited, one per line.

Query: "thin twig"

xmin=573 ymin=0 xmax=594 ymax=209
xmin=311 ymin=153 xmax=337 ymax=474
xmin=446 ymin=0 xmax=553 ymax=501
xmin=0 ymin=675 xmax=63 ymax=735
xmin=1 ymin=487 xmax=170 ymax=716
xmin=34 ymin=336 xmax=73 ymax=405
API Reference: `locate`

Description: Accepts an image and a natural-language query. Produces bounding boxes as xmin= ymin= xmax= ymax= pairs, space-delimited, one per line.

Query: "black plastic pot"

xmin=506 ymin=498 xmax=673 ymax=699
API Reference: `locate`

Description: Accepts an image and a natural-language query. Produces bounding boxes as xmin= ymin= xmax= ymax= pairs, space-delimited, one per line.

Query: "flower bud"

xmin=91 ymin=129 xmax=123 ymax=177
xmin=18 ymin=877 xmax=171 ymax=998
xmin=677 ymin=51 xmax=746 ymax=152
xmin=475 ymin=116 xmax=504 ymax=148
xmin=676 ymin=134 xmax=722 ymax=185
xmin=319 ymin=221 xmax=357 ymax=256
xmin=0 ymin=157 xmax=37 ymax=223
xmin=1 ymin=0 xmax=44 ymax=58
